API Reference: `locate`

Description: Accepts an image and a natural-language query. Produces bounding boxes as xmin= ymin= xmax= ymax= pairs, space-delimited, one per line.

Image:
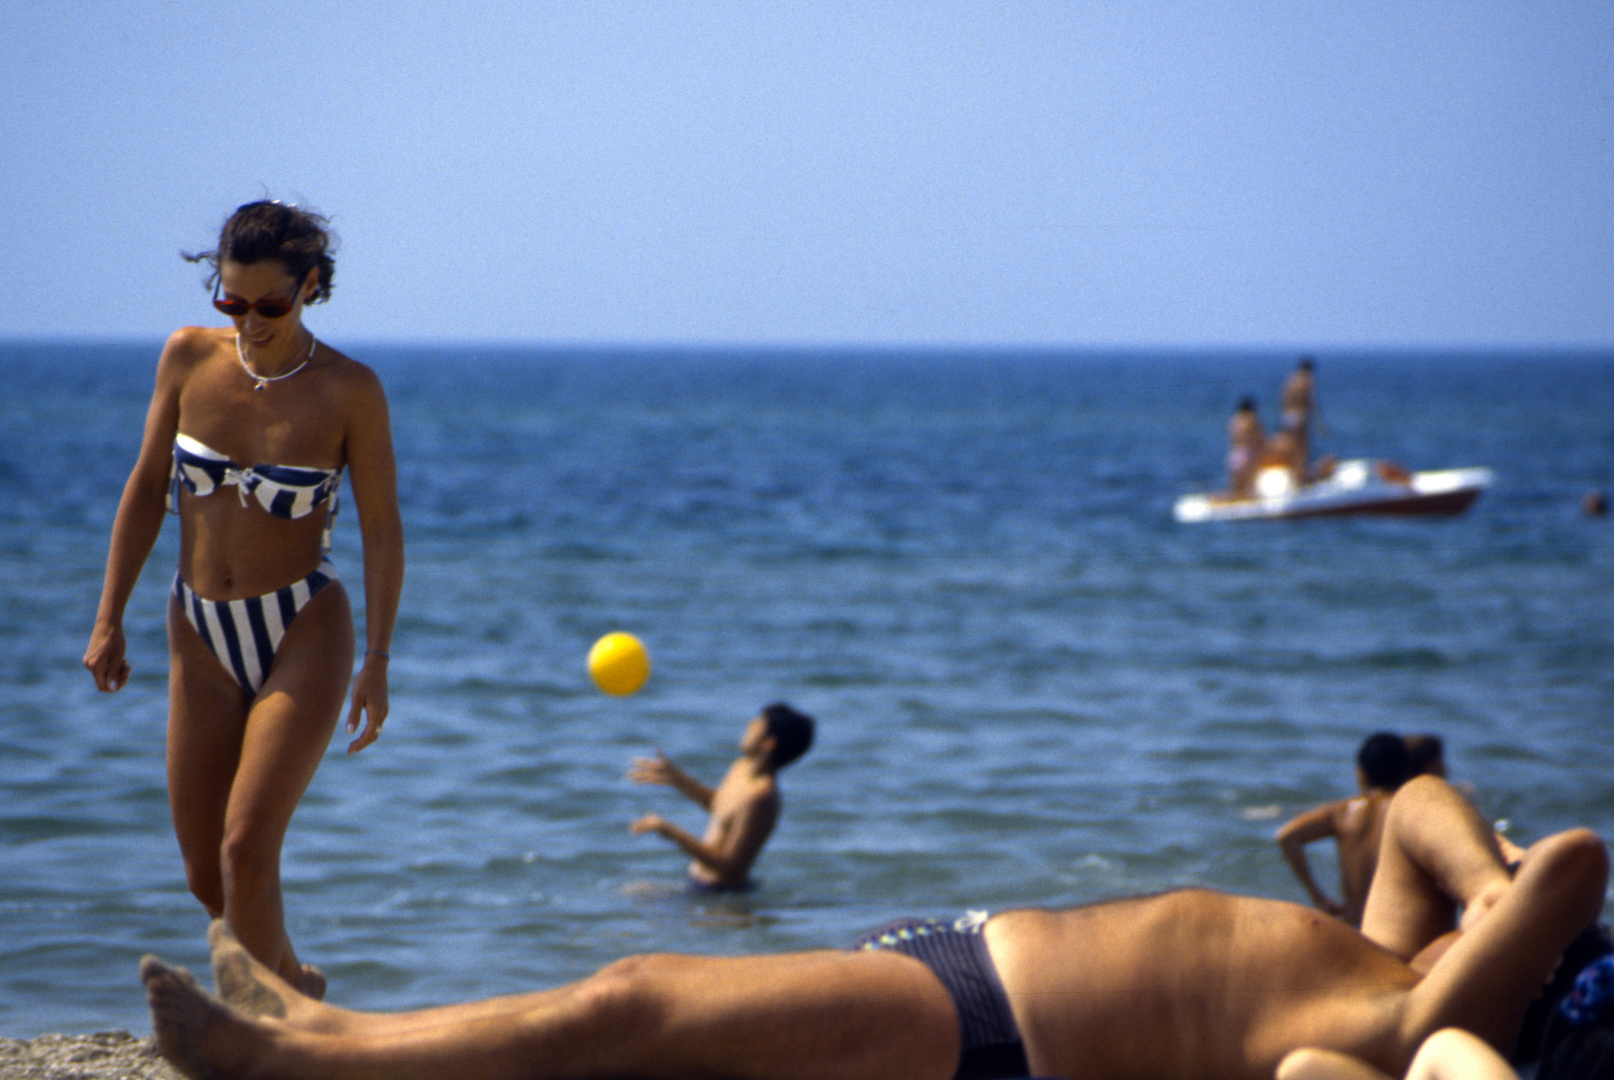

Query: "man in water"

xmin=1276 ymin=731 xmax=1411 ymax=925
xmin=142 ymin=775 xmax=1607 ymax=1080
xmin=627 ymin=701 xmax=814 ymax=890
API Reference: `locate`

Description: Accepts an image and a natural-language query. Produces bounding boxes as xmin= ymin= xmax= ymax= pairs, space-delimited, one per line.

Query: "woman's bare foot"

xmin=208 ymin=920 xmax=348 ymax=1033
xmin=141 ymin=954 xmax=269 ymax=1080
xmin=209 ymin=921 xmax=289 ymax=1019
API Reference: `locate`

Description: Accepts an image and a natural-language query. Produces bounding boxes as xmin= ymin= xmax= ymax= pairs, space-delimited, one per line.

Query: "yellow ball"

xmin=587 ymin=632 xmax=651 ymax=696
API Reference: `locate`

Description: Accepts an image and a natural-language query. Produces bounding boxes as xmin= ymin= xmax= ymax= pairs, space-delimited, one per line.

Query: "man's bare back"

xmin=1278 ymin=733 xmax=1412 ymax=925
xmin=1278 ymin=791 xmax=1393 ymax=924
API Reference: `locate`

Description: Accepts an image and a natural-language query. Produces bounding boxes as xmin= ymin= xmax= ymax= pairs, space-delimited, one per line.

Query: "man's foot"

xmin=141 ymin=954 xmax=267 ymax=1080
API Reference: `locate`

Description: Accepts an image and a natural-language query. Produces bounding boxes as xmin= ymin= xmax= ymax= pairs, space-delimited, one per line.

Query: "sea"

xmin=2 ymin=342 xmax=1611 ymax=1039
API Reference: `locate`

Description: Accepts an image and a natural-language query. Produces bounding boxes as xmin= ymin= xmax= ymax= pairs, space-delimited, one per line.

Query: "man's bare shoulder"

xmin=740 ymin=771 xmax=780 ymax=806
xmin=1335 ymin=793 xmax=1392 ymax=839
xmin=1278 ymin=797 xmax=1355 ymax=841
xmin=713 ymin=767 xmax=777 ymax=808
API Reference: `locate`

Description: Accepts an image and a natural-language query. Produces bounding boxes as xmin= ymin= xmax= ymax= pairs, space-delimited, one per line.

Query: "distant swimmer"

xmin=1276 ymin=732 xmax=1411 ymax=925
xmin=1227 ymin=396 xmax=1267 ymax=498
xmin=1584 ymin=490 xmax=1608 ymax=517
xmin=628 ymin=702 xmax=814 ymax=890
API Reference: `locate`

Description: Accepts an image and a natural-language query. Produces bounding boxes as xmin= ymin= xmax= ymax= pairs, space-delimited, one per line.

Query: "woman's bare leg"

xmin=168 ymin=584 xmax=354 ymax=997
xmin=166 ymin=595 xmax=251 ymax=919
xmin=212 ymin=920 xmax=315 ymax=1022
xmin=222 ymin=583 xmax=353 ymax=995
xmin=149 ymin=937 xmax=960 ymax=1080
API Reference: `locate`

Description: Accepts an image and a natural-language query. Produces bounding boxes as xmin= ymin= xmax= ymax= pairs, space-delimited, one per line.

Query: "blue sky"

xmin=2 ymin=2 xmax=1610 ymax=348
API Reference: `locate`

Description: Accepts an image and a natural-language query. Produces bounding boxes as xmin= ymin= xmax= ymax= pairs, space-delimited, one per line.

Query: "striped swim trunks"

xmin=852 ymin=912 xmax=1029 ymax=1080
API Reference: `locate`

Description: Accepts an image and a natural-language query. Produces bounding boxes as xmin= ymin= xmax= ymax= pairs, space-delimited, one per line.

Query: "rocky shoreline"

xmin=0 ymin=1032 xmax=180 ymax=1080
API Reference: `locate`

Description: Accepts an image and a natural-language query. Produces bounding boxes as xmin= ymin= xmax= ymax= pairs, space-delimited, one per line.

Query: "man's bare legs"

xmin=144 ymin=920 xmax=960 ymax=1080
xmin=1399 ymin=822 xmax=1607 ymax=1056
xmin=1359 ymin=776 xmax=1516 ymax=961
xmin=1301 ymin=774 xmax=1607 ymax=1060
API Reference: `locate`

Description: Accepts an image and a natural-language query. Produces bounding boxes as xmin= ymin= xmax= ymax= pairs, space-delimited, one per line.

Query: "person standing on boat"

xmin=1281 ymin=356 xmax=1320 ymax=471
xmin=1227 ymin=396 xmax=1266 ymax=498
xmin=84 ymin=199 xmax=404 ymax=998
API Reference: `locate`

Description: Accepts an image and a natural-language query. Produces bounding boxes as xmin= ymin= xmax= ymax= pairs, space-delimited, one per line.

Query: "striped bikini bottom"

xmin=173 ymin=560 xmax=336 ymax=693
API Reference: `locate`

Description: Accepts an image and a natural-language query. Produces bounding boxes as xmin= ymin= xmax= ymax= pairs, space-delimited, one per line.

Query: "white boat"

xmin=1174 ymin=459 xmax=1494 ymax=523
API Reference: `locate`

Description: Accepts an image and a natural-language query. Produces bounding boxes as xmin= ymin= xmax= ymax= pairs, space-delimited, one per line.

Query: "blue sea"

xmin=2 ymin=343 xmax=1612 ymax=1039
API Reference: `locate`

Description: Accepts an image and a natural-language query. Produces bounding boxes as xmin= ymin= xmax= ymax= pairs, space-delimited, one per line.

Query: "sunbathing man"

xmin=141 ymin=776 xmax=1607 ymax=1080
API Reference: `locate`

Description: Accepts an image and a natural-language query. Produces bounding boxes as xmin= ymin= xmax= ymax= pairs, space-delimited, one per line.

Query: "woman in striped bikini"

xmin=85 ymin=199 xmax=404 ymax=999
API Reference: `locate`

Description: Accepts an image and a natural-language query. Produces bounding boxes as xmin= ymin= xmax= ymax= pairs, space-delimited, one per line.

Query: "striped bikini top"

xmin=171 ymin=433 xmax=343 ymax=549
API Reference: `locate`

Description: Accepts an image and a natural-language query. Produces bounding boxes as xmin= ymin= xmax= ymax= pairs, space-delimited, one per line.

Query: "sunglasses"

xmin=213 ymin=278 xmax=305 ymax=319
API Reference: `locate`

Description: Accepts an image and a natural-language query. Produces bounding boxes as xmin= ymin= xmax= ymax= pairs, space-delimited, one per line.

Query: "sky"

xmin=2 ymin=2 xmax=1610 ymax=349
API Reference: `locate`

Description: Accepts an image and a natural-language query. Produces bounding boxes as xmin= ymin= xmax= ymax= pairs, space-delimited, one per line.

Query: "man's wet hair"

xmin=760 ymin=702 xmax=814 ymax=771
xmin=1356 ymin=731 xmax=1411 ymax=791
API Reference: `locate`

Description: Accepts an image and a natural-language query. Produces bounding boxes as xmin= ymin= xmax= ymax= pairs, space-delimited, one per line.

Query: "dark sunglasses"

xmin=213 ymin=278 xmax=305 ymax=319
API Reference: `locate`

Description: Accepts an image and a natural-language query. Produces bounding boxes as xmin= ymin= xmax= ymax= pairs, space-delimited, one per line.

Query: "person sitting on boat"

xmin=1260 ymin=428 xmax=1308 ymax=492
xmin=1227 ymin=396 xmax=1266 ymax=498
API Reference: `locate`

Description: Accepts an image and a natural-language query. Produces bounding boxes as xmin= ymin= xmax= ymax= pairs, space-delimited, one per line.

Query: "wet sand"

xmin=0 ymin=1031 xmax=179 ymax=1079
